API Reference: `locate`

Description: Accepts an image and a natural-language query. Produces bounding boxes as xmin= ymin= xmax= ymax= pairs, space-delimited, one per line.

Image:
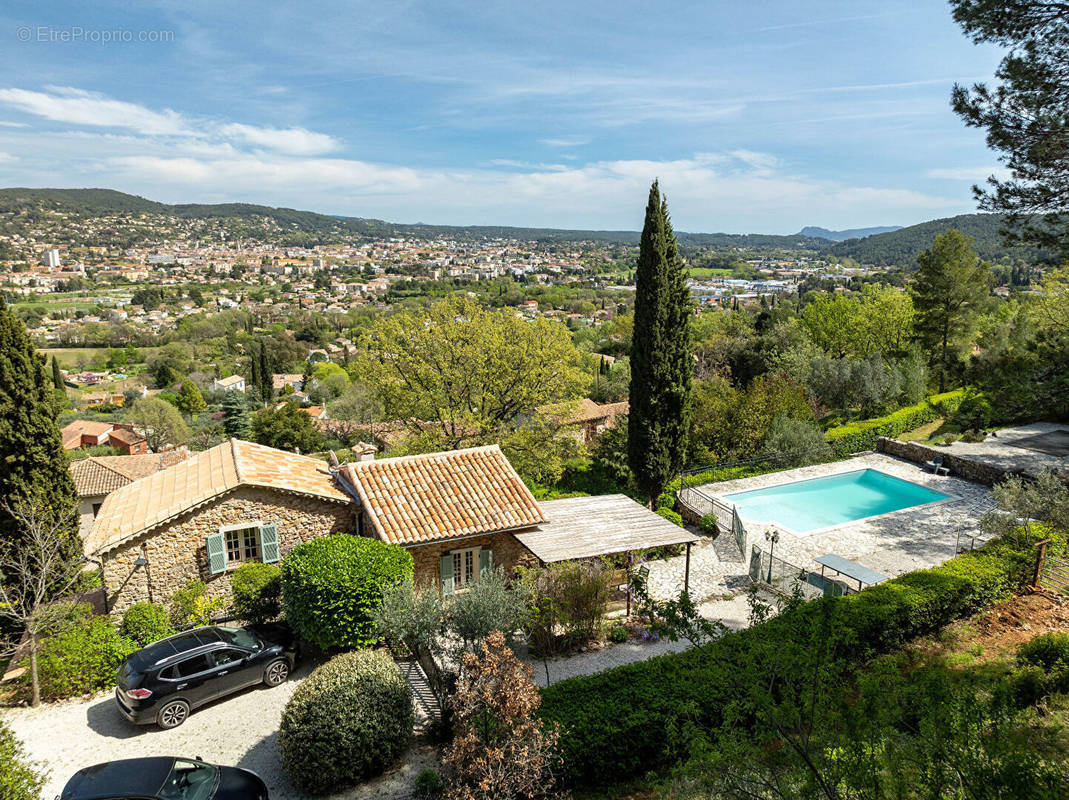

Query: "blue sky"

xmin=0 ymin=1 xmax=1006 ymax=233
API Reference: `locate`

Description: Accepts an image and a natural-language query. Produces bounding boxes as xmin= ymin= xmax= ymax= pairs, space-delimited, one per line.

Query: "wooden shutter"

xmin=206 ymin=532 xmax=226 ymax=574
xmin=259 ymin=523 xmax=280 ymax=564
xmin=479 ymin=548 xmax=493 ymax=576
xmin=440 ymin=554 xmax=455 ymax=595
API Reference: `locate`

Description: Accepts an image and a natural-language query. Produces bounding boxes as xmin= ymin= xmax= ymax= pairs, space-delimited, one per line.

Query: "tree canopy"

xmin=126 ymin=396 xmax=190 ymax=453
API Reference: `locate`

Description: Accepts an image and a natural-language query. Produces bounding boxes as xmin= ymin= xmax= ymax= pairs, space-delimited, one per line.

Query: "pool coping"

xmin=714 ymin=467 xmax=960 ymax=538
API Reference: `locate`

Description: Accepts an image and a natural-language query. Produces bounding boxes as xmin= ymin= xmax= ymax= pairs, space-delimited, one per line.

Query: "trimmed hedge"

xmin=231 ymin=562 xmax=282 ymax=625
xmin=278 ymin=649 xmax=413 ymax=794
xmin=538 ymin=533 xmax=1030 ymax=787
xmin=824 ymin=389 xmax=965 ymax=456
xmin=120 ymin=602 xmax=175 ymax=647
xmin=281 ymin=534 xmax=413 ymax=650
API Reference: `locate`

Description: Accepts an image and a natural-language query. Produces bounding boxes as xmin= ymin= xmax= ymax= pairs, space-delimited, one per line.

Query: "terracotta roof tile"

xmin=69 ymin=452 xmax=190 ymax=497
xmin=87 ymin=439 xmax=348 ymax=555
xmin=342 ymin=444 xmax=544 ymax=545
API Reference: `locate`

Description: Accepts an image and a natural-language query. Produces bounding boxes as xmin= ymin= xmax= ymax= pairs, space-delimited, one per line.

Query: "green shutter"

xmin=260 ymin=523 xmax=279 ymax=563
xmin=206 ymin=532 xmax=226 ymax=574
xmin=479 ymin=548 xmax=493 ymax=576
xmin=440 ymin=554 xmax=454 ymax=595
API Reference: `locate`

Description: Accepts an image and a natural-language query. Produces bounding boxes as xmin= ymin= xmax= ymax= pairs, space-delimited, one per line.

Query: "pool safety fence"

xmin=748 ymin=544 xmax=856 ymax=599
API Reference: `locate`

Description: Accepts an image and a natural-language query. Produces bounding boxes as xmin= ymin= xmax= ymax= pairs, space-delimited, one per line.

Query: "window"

xmin=452 ymin=547 xmax=479 ymax=589
xmin=223 ymin=526 xmax=259 ymax=564
xmin=175 ymin=654 xmax=212 ymax=678
xmin=212 ymin=648 xmax=245 ymax=667
xmin=91 ymin=502 xmax=102 ymax=517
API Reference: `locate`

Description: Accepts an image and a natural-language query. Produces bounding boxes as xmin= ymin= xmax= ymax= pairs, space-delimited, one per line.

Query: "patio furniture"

xmin=925 ymin=455 xmax=950 ymax=475
xmin=813 ymin=553 xmax=889 ymax=592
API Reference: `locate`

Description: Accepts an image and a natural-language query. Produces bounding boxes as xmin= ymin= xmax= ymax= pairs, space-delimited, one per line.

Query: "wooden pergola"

xmin=515 ymin=494 xmax=700 ymax=598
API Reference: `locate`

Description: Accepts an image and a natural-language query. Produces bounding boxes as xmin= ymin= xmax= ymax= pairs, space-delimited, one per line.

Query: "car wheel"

xmin=264 ymin=658 xmax=290 ymax=687
xmin=157 ymin=700 xmax=190 ymax=729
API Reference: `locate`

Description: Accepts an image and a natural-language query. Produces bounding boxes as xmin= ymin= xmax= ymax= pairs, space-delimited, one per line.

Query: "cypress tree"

xmin=258 ymin=341 xmax=273 ymax=401
xmin=51 ymin=356 xmax=64 ymax=390
xmin=628 ymin=182 xmax=693 ymax=506
xmin=0 ymin=300 xmax=78 ymax=555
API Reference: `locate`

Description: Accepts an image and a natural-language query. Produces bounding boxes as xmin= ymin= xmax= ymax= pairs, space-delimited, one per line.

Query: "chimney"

xmin=351 ymin=441 xmax=377 ymax=462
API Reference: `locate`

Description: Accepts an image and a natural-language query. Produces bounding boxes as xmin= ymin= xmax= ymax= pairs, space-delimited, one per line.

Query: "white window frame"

xmin=219 ymin=521 xmax=262 ymax=566
xmin=452 ymin=546 xmax=480 ymax=590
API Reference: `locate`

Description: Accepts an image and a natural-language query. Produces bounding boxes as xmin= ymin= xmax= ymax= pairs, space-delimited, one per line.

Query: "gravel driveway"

xmin=3 ymin=663 xmax=438 ymax=800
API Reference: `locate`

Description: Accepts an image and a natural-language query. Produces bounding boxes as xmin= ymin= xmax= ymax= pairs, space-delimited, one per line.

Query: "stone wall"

xmin=407 ymin=530 xmax=538 ymax=592
xmin=877 ymin=437 xmax=1025 ymax=487
xmin=101 ymin=487 xmax=358 ymax=615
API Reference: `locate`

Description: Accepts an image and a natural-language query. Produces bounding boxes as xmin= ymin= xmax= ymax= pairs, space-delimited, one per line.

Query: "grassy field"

xmin=40 ymin=346 xmax=161 ymax=368
xmin=689 ymin=267 xmax=734 ymax=280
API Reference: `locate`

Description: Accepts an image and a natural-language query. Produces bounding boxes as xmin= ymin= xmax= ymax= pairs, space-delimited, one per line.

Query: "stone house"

xmin=88 ymin=438 xmax=693 ymax=616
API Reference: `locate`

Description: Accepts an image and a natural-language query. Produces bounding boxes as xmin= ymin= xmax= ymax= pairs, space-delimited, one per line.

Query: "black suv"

xmin=115 ymin=625 xmax=296 ymax=729
xmin=59 ymin=756 xmax=268 ymax=800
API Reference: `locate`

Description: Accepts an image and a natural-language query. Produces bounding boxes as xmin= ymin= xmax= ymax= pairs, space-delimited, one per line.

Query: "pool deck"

xmin=693 ymin=453 xmax=994 ymax=582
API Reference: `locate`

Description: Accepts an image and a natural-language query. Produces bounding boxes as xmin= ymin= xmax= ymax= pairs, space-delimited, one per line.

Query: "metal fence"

xmin=748 ymin=544 xmax=855 ymax=599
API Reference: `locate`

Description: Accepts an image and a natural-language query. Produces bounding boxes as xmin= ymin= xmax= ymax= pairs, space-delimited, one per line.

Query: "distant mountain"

xmin=0 ymin=187 xmax=832 ymax=249
xmin=797 ymin=225 xmax=902 ymax=242
xmin=826 ymin=213 xmax=1047 ymax=266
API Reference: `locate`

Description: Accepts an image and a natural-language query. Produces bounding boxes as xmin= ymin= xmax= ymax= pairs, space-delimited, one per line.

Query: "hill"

xmin=826 ymin=213 xmax=1046 ymax=266
xmin=0 ymin=187 xmax=832 ymax=248
xmin=798 ymin=224 xmax=901 ymax=241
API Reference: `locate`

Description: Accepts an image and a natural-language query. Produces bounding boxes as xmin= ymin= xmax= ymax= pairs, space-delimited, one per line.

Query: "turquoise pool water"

xmin=722 ymin=469 xmax=951 ymax=534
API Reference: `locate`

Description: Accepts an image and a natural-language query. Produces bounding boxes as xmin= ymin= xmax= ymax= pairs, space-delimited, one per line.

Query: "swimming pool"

xmin=722 ymin=469 xmax=952 ymax=534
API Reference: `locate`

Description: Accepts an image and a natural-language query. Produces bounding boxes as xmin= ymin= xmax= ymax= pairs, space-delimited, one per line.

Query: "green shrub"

xmin=656 ymin=507 xmax=683 ymax=526
xmin=120 ymin=602 xmax=175 ymax=647
xmin=413 ymin=769 xmax=444 ymax=800
xmin=655 ymin=492 xmax=675 ymax=510
xmin=281 ymin=534 xmax=413 ymax=650
xmin=699 ymin=513 xmax=718 ymax=534
xmin=231 ymin=562 xmax=282 ymax=624
xmin=954 ymin=388 xmax=993 ymax=430
xmin=278 ymin=649 xmax=413 ymax=794
xmin=522 ymin=561 xmax=612 ymax=654
xmin=31 ymin=617 xmax=137 ymax=702
xmin=609 ymin=625 xmax=629 ymax=643
xmin=539 ymin=535 xmax=1020 ymax=786
xmin=0 ymin=719 xmax=45 ymax=800
xmin=824 ymin=389 xmax=965 ymax=456
xmin=1017 ymin=631 xmax=1069 ymax=672
xmin=168 ymin=579 xmax=207 ymax=628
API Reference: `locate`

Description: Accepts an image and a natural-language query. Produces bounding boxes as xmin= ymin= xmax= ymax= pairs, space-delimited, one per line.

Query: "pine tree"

xmin=912 ymin=229 xmax=990 ymax=393
xmin=176 ymin=380 xmax=206 ymax=419
xmin=0 ymin=300 xmax=78 ymax=558
xmin=50 ymin=356 xmax=64 ymax=390
xmin=628 ymin=182 xmax=693 ymax=506
xmin=222 ymin=391 xmax=251 ymax=439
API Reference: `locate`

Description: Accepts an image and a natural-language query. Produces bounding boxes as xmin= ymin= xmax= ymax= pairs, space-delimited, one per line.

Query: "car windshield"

xmin=215 ymin=627 xmax=260 ymax=650
xmin=158 ymin=759 xmax=218 ymax=800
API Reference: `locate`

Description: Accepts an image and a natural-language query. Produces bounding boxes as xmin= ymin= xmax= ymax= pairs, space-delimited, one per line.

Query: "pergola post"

xmin=684 ymin=541 xmax=691 ymax=596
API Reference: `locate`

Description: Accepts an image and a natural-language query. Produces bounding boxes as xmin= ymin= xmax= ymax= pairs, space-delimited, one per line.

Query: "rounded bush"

xmin=413 ymin=769 xmax=444 ymax=800
xmin=0 ymin=719 xmax=45 ymax=800
xmin=278 ymin=649 xmax=414 ymax=794
xmin=698 ymin=513 xmax=718 ymax=534
xmin=282 ymin=534 xmax=413 ymax=650
xmin=1017 ymin=631 xmax=1069 ymax=672
xmin=32 ymin=617 xmax=137 ymax=701
xmin=231 ymin=562 xmax=282 ymax=625
xmin=120 ymin=602 xmax=175 ymax=647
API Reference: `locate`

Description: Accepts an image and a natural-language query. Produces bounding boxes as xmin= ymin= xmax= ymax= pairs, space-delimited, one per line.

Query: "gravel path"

xmin=3 ymin=663 xmax=438 ymax=800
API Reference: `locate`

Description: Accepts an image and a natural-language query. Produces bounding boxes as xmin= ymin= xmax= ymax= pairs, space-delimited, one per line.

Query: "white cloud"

xmin=0 ymin=151 xmax=16 ymax=163
xmin=217 ymin=123 xmax=340 ymax=156
xmin=0 ymin=86 xmax=340 ymax=156
xmin=541 ymin=136 xmax=590 ymax=147
xmin=0 ymin=87 xmax=193 ymax=136
xmin=927 ymin=166 xmax=1012 ymax=181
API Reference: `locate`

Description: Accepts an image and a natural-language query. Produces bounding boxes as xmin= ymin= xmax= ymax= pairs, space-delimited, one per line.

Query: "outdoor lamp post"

xmin=133 ymin=554 xmax=153 ymax=603
xmin=765 ymin=529 xmax=779 ymax=584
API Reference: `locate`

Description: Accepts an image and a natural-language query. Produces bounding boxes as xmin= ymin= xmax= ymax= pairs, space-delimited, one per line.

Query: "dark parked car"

xmin=115 ymin=624 xmax=296 ymax=729
xmin=58 ymin=756 xmax=268 ymax=800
